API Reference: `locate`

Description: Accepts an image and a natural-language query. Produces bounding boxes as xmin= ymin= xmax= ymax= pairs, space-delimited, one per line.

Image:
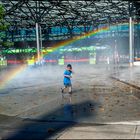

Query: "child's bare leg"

xmin=61 ymin=86 xmax=67 ymax=93
xmin=68 ymin=86 xmax=72 ymax=94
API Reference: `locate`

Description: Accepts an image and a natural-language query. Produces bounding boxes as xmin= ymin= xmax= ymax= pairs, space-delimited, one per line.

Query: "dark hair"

xmin=67 ymin=64 xmax=72 ymax=69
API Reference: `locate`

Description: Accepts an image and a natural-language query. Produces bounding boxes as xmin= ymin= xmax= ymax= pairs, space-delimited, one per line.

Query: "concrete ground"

xmin=0 ymin=64 xmax=140 ymax=139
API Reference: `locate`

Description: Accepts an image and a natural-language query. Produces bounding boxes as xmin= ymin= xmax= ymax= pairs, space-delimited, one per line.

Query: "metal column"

xmin=129 ymin=17 xmax=134 ymax=67
xmin=39 ymin=25 xmax=43 ymax=59
xmin=36 ymin=22 xmax=40 ymax=62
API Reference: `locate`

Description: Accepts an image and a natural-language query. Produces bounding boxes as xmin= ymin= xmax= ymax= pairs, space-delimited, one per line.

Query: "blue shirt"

xmin=63 ymin=70 xmax=72 ymax=86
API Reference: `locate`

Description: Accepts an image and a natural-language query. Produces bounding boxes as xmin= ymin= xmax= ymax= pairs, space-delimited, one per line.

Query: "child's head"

xmin=67 ymin=64 xmax=72 ymax=71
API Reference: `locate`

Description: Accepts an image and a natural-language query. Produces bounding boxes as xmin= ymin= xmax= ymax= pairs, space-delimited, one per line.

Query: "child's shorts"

xmin=64 ymin=83 xmax=72 ymax=87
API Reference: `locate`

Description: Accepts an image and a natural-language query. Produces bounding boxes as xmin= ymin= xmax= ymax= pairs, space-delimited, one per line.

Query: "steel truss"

xmin=1 ymin=0 xmax=139 ymax=41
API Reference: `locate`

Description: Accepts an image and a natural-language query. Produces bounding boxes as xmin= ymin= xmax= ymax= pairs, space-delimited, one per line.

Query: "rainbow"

xmin=0 ymin=22 xmax=134 ymax=89
xmin=0 ymin=65 xmax=26 ymax=90
xmin=42 ymin=21 xmax=132 ymax=57
xmin=0 ymin=26 xmax=109 ymax=90
xmin=42 ymin=26 xmax=109 ymax=57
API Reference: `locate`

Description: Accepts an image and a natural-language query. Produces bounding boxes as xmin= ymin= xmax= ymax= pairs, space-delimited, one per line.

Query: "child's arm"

xmin=64 ymin=75 xmax=71 ymax=78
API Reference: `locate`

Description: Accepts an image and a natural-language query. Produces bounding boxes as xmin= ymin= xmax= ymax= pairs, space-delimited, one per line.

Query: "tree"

xmin=0 ymin=4 xmax=14 ymax=48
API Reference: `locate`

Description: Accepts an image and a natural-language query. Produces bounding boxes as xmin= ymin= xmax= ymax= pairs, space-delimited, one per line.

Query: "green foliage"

xmin=0 ymin=4 xmax=13 ymax=47
xmin=0 ymin=5 xmax=4 ymax=20
xmin=0 ymin=23 xmax=9 ymax=30
xmin=2 ymin=41 xmax=14 ymax=47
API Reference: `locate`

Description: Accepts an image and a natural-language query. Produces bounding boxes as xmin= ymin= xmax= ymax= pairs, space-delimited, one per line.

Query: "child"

xmin=61 ymin=64 xmax=73 ymax=94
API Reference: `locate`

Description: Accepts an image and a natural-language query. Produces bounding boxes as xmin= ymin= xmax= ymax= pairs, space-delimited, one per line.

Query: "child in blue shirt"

xmin=61 ymin=64 xmax=73 ymax=94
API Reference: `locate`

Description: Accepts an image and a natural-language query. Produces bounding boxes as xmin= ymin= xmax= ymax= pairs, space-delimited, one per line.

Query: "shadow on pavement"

xmin=5 ymin=98 xmax=100 ymax=140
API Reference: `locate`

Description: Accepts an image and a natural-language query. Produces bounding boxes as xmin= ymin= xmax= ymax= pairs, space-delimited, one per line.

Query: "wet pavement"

xmin=0 ymin=64 xmax=140 ymax=139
